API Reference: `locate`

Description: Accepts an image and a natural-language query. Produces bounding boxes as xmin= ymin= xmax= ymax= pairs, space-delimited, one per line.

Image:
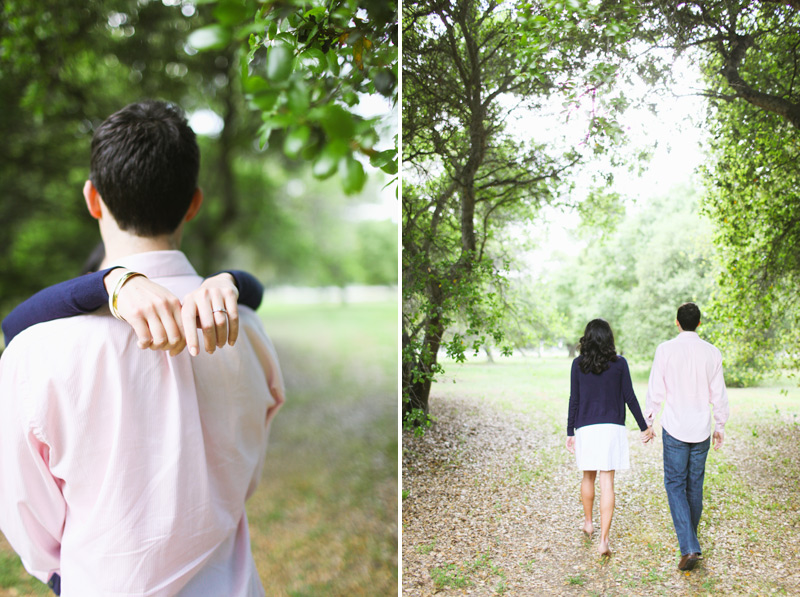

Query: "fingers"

xmin=114 ymin=278 xmax=187 ymax=355
xmin=713 ymin=433 xmax=723 ymax=450
xmin=166 ymin=298 xmax=187 ymax=357
xmin=224 ymin=291 xmax=239 ymax=346
xmin=212 ymin=307 xmax=229 ymax=349
xmin=182 ymin=300 xmax=201 ymax=357
xmin=194 ymin=292 xmax=219 ymax=355
xmin=181 ymin=285 xmax=240 ymax=355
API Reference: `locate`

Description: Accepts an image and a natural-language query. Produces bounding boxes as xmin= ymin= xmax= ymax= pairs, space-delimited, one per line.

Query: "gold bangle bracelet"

xmin=108 ymin=271 xmax=147 ymax=321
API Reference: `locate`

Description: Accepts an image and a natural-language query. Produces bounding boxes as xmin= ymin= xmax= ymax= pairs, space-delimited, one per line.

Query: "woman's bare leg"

xmin=598 ymin=470 xmax=615 ymax=555
xmin=580 ymin=470 xmax=597 ymax=535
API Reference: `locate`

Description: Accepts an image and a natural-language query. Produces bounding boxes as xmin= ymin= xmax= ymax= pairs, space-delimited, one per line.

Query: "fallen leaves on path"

xmin=402 ymin=392 xmax=800 ymax=596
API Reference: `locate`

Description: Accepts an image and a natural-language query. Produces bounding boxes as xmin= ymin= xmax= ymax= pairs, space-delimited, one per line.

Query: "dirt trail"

xmin=402 ymin=394 xmax=800 ymax=596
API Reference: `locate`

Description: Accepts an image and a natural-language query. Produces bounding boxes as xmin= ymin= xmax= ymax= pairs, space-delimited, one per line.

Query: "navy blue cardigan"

xmin=2 ymin=268 xmax=263 ymax=346
xmin=567 ymin=355 xmax=648 ymax=436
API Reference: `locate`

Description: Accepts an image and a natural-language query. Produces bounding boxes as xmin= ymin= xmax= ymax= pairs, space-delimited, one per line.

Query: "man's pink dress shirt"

xmin=645 ymin=331 xmax=729 ymax=443
xmin=0 ymin=251 xmax=284 ymax=597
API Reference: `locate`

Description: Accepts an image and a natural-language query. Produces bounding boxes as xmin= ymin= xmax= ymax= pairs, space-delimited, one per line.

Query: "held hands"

xmin=104 ymin=269 xmax=240 ymax=356
xmin=641 ymin=426 xmax=655 ymax=444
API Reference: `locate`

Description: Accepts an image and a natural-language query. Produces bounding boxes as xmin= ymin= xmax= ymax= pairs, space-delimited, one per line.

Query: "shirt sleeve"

xmin=710 ymin=350 xmax=730 ymax=433
xmin=620 ymin=358 xmax=647 ymax=431
xmin=242 ymin=317 xmax=285 ymax=500
xmin=567 ymin=359 xmax=579 ymax=436
xmin=0 ymin=357 xmax=65 ymax=584
xmin=218 ymin=270 xmax=263 ymax=311
xmin=2 ymin=269 xmax=114 ymax=346
xmin=644 ymin=345 xmax=666 ymax=427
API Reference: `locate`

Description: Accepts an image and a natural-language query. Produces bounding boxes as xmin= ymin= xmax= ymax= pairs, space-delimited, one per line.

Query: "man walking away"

xmin=644 ymin=302 xmax=729 ymax=571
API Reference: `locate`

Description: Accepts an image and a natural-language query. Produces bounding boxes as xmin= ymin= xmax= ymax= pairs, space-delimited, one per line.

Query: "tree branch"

xmin=720 ymin=33 xmax=800 ymax=128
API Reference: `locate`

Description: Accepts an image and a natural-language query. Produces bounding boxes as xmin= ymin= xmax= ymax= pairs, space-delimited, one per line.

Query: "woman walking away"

xmin=565 ymin=319 xmax=654 ymax=557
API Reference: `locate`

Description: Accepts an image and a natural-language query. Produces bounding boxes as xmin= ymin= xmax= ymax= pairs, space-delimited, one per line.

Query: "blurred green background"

xmin=0 ymin=0 xmax=398 ymax=595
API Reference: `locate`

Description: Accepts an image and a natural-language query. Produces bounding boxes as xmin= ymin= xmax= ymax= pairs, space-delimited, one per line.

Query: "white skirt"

xmin=575 ymin=423 xmax=630 ymax=471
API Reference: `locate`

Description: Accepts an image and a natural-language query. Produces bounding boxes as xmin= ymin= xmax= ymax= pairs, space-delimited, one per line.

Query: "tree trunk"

xmin=484 ymin=345 xmax=494 ymax=362
xmin=402 ymin=312 xmax=445 ymax=420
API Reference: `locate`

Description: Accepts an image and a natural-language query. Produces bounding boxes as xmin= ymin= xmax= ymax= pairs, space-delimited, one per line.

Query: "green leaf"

xmin=312 ymin=140 xmax=348 ymax=179
xmin=299 ymin=48 xmax=327 ymax=74
xmin=213 ymin=1 xmax=248 ymax=26
xmin=257 ymin=123 xmax=272 ymax=150
xmin=235 ymin=22 xmax=267 ymax=41
xmin=248 ymin=90 xmax=280 ymax=112
xmin=242 ymin=75 xmax=269 ymax=94
xmin=338 ymin=155 xmax=366 ymax=195
xmin=283 ymin=125 xmax=310 ymax=158
xmin=370 ymin=149 xmax=397 ymax=175
xmin=266 ymin=43 xmax=294 ymax=81
xmin=287 ymin=80 xmax=310 ymax=114
xmin=303 ymin=6 xmax=326 ymax=18
xmin=187 ymin=25 xmax=232 ymax=51
xmin=327 ymin=51 xmax=340 ymax=76
xmin=315 ymin=104 xmax=356 ymax=141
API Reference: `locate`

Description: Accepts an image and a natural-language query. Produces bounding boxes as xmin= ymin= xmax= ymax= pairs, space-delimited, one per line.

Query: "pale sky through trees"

xmin=508 ymin=52 xmax=708 ymax=271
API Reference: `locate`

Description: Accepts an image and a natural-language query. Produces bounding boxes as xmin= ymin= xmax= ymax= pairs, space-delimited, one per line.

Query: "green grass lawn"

xmin=0 ymin=300 xmax=398 ymax=597
xmin=434 ymin=353 xmax=800 ymax=433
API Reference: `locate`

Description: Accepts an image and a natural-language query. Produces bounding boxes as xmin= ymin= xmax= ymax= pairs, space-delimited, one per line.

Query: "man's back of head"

xmin=90 ymin=100 xmax=199 ymax=237
xmin=677 ymin=302 xmax=701 ymax=332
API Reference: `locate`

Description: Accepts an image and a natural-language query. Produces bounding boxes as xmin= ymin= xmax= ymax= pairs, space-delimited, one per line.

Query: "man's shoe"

xmin=678 ymin=553 xmax=700 ymax=571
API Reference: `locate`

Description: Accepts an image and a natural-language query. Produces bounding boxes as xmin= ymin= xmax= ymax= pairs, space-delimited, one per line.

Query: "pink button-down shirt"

xmin=644 ymin=331 xmax=729 ymax=443
xmin=0 ymin=251 xmax=284 ymax=597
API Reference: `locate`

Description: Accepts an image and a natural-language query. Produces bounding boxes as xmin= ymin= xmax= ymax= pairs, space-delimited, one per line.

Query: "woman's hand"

xmin=104 ymin=269 xmax=242 ymax=357
xmin=641 ymin=426 xmax=655 ymax=444
xmin=565 ymin=436 xmax=576 ymax=454
xmin=104 ymin=268 xmax=187 ymax=356
xmin=181 ymin=273 xmax=240 ymax=356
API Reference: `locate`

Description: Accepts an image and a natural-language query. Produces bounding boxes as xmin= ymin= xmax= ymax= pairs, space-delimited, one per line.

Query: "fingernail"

xmin=190 ymin=346 xmax=198 ymax=356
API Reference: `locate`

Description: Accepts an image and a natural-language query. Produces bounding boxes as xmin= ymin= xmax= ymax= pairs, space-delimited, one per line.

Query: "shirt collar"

xmin=107 ymin=250 xmax=198 ymax=279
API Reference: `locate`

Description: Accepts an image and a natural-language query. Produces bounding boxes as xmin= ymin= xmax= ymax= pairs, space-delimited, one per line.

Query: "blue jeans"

xmin=662 ymin=429 xmax=710 ymax=555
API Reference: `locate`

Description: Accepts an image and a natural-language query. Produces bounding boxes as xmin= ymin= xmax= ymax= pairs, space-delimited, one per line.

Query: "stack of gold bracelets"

xmin=108 ymin=271 xmax=147 ymax=321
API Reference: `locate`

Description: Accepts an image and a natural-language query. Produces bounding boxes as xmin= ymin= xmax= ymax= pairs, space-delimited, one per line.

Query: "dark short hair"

xmin=677 ymin=302 xmax=701 ymax=331
xmin=90 ymin=100 xmax=199 ymax=237
xmin=578 ymin=318 xmax=618 ymax=374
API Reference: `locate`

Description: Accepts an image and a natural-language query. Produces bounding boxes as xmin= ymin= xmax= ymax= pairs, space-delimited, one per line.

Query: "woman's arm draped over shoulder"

xmin=2 ymin=269 xmax=116 ymax=346
xmin=2 ymin=269 xmax=264 ymax=347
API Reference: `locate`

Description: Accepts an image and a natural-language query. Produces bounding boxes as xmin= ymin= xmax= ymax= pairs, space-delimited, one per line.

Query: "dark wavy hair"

xmin=578 ymin=319 xmax=618 ymax=374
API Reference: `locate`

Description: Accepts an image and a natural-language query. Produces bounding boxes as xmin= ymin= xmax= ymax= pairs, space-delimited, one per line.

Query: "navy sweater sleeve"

xmin=2 ymin=269 xmax=113 ymax=346
xmin=619 ymin=357 xmax=648 ymax=431
xmin=217 ymin=270 xmax=264 ymax=312
xmin=2 ymin=269 xmax=264 ymax=346
xmin=567 ymin=358 xmax=580 ymax=436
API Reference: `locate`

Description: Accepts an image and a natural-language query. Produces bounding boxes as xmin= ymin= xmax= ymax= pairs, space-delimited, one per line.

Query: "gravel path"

xmin=402 ymin=393 xmax=800 ymax=596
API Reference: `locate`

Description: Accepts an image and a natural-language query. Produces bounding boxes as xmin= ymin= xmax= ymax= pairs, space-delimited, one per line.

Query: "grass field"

xmin=432 ymin=353 xmax=800 ymax=442
xmin=0 ymin=300 xmax=398 ymax=597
